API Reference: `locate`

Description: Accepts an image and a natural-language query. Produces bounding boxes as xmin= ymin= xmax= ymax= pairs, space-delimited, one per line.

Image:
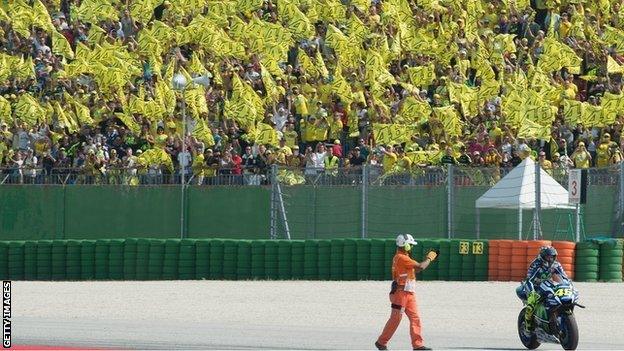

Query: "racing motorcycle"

xmin=517 ymin=279 xmax=584 ymax=350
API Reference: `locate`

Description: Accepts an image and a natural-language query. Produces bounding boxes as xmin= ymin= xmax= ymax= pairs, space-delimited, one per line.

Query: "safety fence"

xmin=1 ymin=238 xmax=622 ymax=282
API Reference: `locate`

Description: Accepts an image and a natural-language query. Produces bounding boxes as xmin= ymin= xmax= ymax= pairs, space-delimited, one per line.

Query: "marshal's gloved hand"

xmin=426 ymin=249 xmax=440 ymax=261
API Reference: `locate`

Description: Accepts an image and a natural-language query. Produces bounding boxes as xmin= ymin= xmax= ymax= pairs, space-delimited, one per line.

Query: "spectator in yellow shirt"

xmin=571 ymin=142 xmax=592 ymax=169
xmin=290 ymin=86 xmax=309 ymax=118
xmin=381 ymin=145 xmax=398 ymax=173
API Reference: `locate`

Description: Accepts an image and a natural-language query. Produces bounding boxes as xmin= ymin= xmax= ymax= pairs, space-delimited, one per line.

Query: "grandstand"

xmin=0 ymin=0 xmax=623 ymax=239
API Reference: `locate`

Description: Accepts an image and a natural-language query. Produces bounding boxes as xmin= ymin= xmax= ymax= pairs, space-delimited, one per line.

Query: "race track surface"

xmin=11 ymin=281 xmax=624 ymax=350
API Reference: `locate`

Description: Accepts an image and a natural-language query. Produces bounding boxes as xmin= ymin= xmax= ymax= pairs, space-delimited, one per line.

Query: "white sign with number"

xmin=569 ymin=169 xmax=581 ymax=204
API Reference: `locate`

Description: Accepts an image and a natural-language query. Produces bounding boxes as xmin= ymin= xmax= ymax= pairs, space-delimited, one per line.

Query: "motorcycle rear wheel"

xmin=560 ymin=313 xmax=579 ymax=350
xmin=517 ymin=308 xmax=540 ymax=350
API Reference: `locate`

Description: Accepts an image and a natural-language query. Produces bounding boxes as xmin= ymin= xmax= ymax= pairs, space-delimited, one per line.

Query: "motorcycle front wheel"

xmin=559 ymin=313 xmax=579 ymax=350
xmin=517 ymin=308 xmax=540 ymax=350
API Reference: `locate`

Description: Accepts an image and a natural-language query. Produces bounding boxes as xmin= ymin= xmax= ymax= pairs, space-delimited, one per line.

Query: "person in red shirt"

xmin=375 ymin=234 xmax=439 ymax=351
xmin=230 ymin=150 xmax=242 ymax=175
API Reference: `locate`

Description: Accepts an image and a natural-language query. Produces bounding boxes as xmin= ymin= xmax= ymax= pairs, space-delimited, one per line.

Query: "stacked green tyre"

xmin=277 ymin=240 xmax=292 ymax=280
xmin=460 ymin=240 xmax=475 ymax=281
xmin=384 ymin=239 xmax=396 ymax=280
xmin=291 ymin=240 xmax=305 ymax=280
xmin=356 ymin=239 xmax=371 ymax=280
xmin=51 ymin=240 xmax=67 ymax=281
xmin=369 ymin=239 xmax=386 ymax=281
xmin=178 ymin=239 xmax=196 ymax=280
xmin=24 ymin=241 xmax=38 ymax=280
xmin=342 ymin=239 xmax=357 ymax=280
xmin=330 ymin=239 xmax=344 ymax=280
xmin=420 ymin=240 xmax=438 ymax=281
xmin=574 ymin=241 xmax=599 ymax=282
xmin=448 ymin=240 xmax=462 ymax=281
xmin=223 ymin=240 xmax=238 ymax=280
xmin=0 ymin=242 xmax=8 ymax=280
xmin=94 ymin=240 xmax=109 ymax=280
xmin=66 ymin=240 xmax=82 ymax=280
xmin=8 ymin=241 xmax=25 ymax=280
xmin=251 ymin=240 xmax=266 ymax=279
xmin=123 ymin=239 xmax=138 ymax=280
xmin=437 ymin=240 xmax=451 ymax=280
xmin=108 ymin=239 xmax=125 ymax=280
xmin=135 ymin=239 xmax=150 ymax=280
xmin=147 ymin=239 xmax=165 ymax=280
xmin=80 ymin=240 xmax=95 ymax=280
xmin=195 ymin=240 xmax=211 ymax=279
xmin=303 ymin=240 xmax=318 ymax=280
xmin=209 ymin=239 xmax=224 ymax=279
xmin=237 ymin=240 xmax=252 ymax=280
xmin=317 ymin=240 xmax=331 ymax=280
xmin=162 ymin=239 xmax=180 ymax=280
xmin=264 ymin=240 xmax=278 ymax=280
xmin=473 ymin=240 xmax=488 ymax=281
xmin=599 ymin=240 xmax=623 ymax=282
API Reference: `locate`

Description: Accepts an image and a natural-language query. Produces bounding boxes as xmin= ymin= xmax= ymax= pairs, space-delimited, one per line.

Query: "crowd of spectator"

xmin=0 ymin=0 xmax=624 ymax=185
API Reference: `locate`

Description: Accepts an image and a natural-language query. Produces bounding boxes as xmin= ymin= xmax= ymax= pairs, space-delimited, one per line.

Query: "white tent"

xmin=475 ymin=157 xmax=573 ymax=239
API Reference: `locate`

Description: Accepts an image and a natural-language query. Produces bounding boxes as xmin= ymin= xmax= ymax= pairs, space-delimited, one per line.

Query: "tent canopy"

xmin=475 ymin=157 xmax=572 ymax=209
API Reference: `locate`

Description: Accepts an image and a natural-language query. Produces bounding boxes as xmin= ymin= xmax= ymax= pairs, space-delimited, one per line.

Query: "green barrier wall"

xmin=0 ymin=185 xmax=618 ymax=241
xmin=0 ymin=186 xmax=270 ymax=240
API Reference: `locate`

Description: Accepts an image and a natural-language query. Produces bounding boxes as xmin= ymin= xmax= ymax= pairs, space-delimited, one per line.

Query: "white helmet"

xmin=396 ymin=234 xmax=417 ymax=248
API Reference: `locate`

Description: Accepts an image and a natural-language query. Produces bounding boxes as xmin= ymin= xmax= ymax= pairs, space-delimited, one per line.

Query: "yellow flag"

xmin=0 ymin=96 xmax=12 ymax=124
xmin=52 ymin=29 xmax=75 ymax=59
xmin=407 ymin=65 xmax=435 ymax=87
xmin=254 ymin=122 xmax=279 ymax=146
xmin=517 ymin=119 xmax=551 ymax=140
xmin=192 ymin=118 xmax=215 ymax=147
xmin=607 ymin=56 xmax=624 ymax=74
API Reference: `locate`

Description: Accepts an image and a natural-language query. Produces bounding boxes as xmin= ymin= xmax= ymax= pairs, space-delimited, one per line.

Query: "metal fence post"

xmin=447 ymin=164 xmax=453 ymax=239
xmin=361 ymin=165 xmax=368 ymax=239
xmin=270 ymin=164 xmax=277 ymax=239
xmin=534 ymin=160 xmax=542 ymax=240
xmin=618 ymin=162 xmax=624 ymax=237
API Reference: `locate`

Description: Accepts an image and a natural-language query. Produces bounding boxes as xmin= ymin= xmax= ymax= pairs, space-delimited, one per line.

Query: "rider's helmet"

xmin=396 ymin=234 xmax=417 ymax=252
xmin=539 ymin=246 xmax=558 ymax=267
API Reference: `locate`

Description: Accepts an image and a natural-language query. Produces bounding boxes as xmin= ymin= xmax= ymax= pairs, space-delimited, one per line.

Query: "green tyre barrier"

xmin=0 ymin=242 xmax=8 ymax=280
xmin=24 ymin=241 xmax=38 ymax=280
xmin=291 ymin=240 xmax=305 ymax=280
xmin=237 ymin=240 xmax=252 ymax=280
xmin=384 ymin=239 xmax=396 ymax=280
xmin=108 ymin=239 xmax=125 ymax=281
xmin=575 ymin=256 xmax=599 ymax=265
xmin=66 ymin=240 xmax=82 ymax=280
xmin=222 ymin=240 xmax=238 ymax=280
xmin=575 ymin=248 xmax=599 ymax=257
xmin=264 ymin=240 xmax=278 ymax=280
xmin=437 ymin=240 xmax=451 ymax=281
xmin=162 ymin=239 xmax=180 ymax=280
xmin=330 ymin=239 xmax=345 ymax=281
xmin=369 ymin=239 xmax=386 ymax=281
xmin=448 ymin=240 xmax=462 ymax=281
xmin=277 ymin=240 xmax=292 ymax=280
xmin=342 ymin=239 xmax=357 ymax=281
xmin=80 ymin=240 xmax=96 ymax=280
xmin=51 ymin=240 xmax=67 ymax=281
xmin=303 ymin=240 xmax=319 ymax=280
xmin=195 ymin=239 xmax=211 ymax=279
xmin=473 ymin=240 xmax=489 ymax=281
xmin=209 ymin=239 xmax=224 ymax=279
xmin=135 ymin=238 xmax=150 ymax=280
xmin=251 ymin=240 xmax=266 ymax=280
xmin=94 ymin=239 xmax=110 ymax=280
xmin=123 ymin=238 xmax=138 ymax=280
xmin=8 ymin=241 xmax=25 ymax=280
xmin=147 ymin=239 xmax=165 ymax=280
xmin=178 ymin=239 xmax=196 ymax=280
xmin=317 ymin=240 xmax=331 ymax=280
xmin=355 ymin=239 xmax=371 ymax=280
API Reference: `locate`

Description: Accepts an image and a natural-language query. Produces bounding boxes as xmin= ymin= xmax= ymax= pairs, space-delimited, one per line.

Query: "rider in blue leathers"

xmin=516 ymin=246 xmax=569 ymax=331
